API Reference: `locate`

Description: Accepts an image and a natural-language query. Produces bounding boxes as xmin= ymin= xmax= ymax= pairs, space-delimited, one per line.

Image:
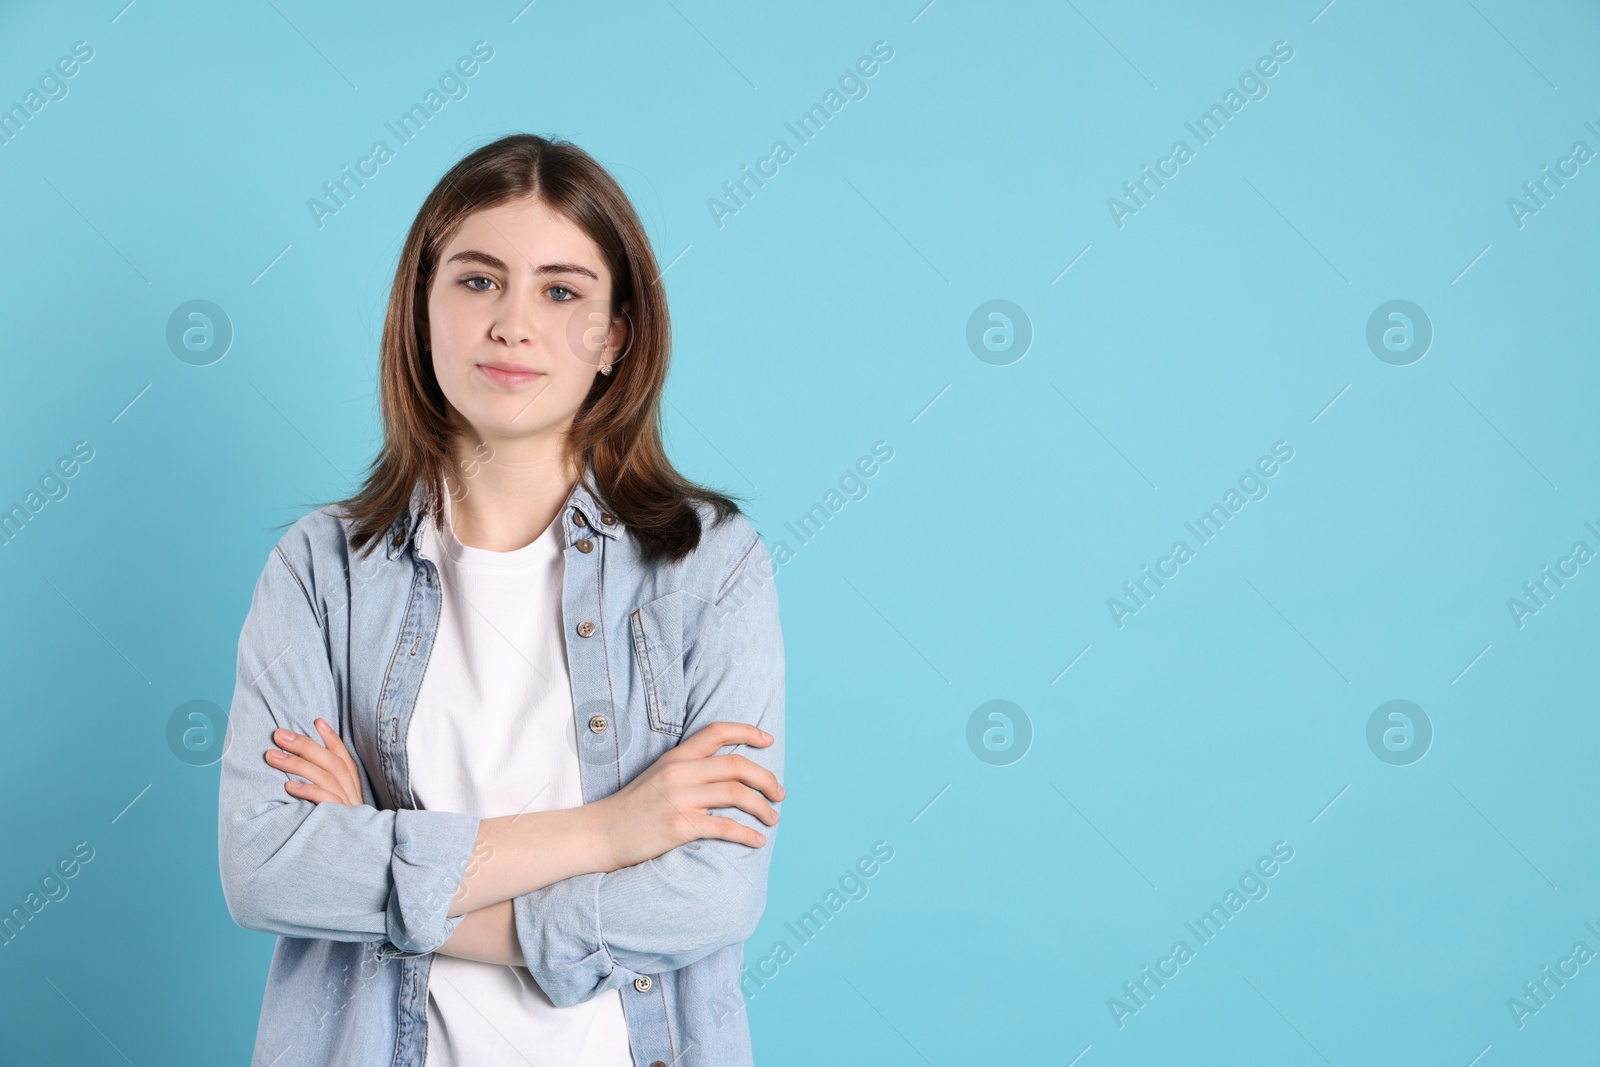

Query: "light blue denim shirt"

xmin=217 ymin=468 xmax=785 ymax=1066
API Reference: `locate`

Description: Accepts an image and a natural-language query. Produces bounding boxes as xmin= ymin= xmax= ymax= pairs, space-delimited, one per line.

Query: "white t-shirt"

xmin=411 ymin=488 xmax=633 ymax=1067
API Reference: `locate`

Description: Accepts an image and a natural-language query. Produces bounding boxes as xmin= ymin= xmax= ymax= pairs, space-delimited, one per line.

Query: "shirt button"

xmin=391 ymin=530 xmax=404 ymax=548
xmin=588 ymin=714 xmax=608 ymax=733
xmin=600 ymin=513 xmax=616 ymax=526
xmin=649 ymin=1062 xmax=666 ymax=1067
xmin=576 ymin=537 xmax=594 ymax=553
xmin=573 ymin=510 xmax=588 ymax=527
xmin=633 ymin=975 xmax=652 ymax=992
xmin=576 ymin=621 xmax=596 ymax=638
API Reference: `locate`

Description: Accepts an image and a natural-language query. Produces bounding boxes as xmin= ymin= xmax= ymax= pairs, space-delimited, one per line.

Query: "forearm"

xmin=515 ymin=834 xmax=774 ymax=988
xmin=446 ymin=803 xmax=612 ymax=917
xmin=435 ymin=899 xmax=523 ymax=967
xmin=221 ymin=545 xmax=490 ymax=954
xmin=512 ymin=531 xmax=786 ymax=1006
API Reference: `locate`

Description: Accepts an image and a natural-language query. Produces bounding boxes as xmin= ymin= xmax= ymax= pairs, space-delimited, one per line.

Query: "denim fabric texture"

xmin=217 ymin=468 xmax=786 ymax=1066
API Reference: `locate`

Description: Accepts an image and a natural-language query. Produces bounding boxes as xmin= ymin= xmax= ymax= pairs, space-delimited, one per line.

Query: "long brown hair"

xmin=314 ymin=133 xmax=742 ymax=564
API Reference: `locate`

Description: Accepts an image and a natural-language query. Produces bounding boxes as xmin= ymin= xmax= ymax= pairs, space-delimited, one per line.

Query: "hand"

xmin=265 ymin=718 xmax=364 ymax=807
xmin=590 ymin=721 xmax=785 ymax=872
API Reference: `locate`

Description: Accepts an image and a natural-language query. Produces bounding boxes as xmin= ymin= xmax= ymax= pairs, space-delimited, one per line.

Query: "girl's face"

xmin=423 ymin=195 xmax=628 ymax=449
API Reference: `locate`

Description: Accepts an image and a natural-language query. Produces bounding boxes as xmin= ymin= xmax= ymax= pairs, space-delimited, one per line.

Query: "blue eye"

xmin=548 ymin=286 xmax=576 ymax=302
xmin=462 ymin=275 xmax=495 ymax=292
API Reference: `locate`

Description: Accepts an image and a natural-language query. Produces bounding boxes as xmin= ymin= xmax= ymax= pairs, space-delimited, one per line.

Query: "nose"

xmin=491 ymin=283 xmax=540 ymax=347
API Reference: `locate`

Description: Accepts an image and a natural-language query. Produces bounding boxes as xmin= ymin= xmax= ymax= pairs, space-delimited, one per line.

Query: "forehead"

xmin=439 ymin=196 xmax=608 ymax=278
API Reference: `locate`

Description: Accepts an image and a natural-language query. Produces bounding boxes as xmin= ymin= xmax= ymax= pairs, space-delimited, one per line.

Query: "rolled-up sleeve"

xmin=217 ymin=538 xmax=482 ymax=958
xmin=512 ymin=531 xmax=785 ymax=1006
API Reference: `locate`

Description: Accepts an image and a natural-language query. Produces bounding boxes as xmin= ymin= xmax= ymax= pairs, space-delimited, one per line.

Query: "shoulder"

xmin=262 ymin=505 xmax=358 ymax=600
xmin=273 ymin=504 xmax=355 ymax=563
xmin=679 ymin=500 xmax=773 ymax=602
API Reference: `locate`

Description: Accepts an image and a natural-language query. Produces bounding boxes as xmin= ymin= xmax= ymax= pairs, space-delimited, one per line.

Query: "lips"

xmin=477 ymin=362 xmax=545 ymax=386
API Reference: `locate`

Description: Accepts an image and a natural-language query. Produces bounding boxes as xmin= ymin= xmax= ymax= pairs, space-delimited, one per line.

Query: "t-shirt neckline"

xmin=431 ymin=489 xmax=561 ymax=571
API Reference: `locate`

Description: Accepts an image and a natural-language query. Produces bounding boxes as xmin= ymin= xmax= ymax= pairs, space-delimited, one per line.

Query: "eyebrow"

xmin=443 ymin=249 xmax=599 ymax=281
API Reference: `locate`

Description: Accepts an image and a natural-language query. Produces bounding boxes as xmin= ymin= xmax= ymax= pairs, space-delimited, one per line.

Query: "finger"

xmin=286 ymin=774 xmax=362 ymax=806
xmin=274 ymin=727 xmax=345 ymax=783
xmin=674 ymin=721 xmax=773 ymax=760
xmin=284 ymin=779 xmax=344 ymax=805
xmin=697 ymin=781 xmax=780 ymax=826
xmin=697 ymin=754 xmax=785 ymax=801
xmin=266 ymin=748 xmax=341 ymax=791
xmin=695 ymin=814 xmax=767 ymax=849
xmin=312 ymin=716 xmax=363 ymax=783
xmin=313 ymin=718 xmax=361 ymax=775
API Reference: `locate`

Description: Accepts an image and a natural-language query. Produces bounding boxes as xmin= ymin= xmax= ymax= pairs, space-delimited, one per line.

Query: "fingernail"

xmin=278 ymin=730 xmax=296 ymax=742
xmin=761 ymin=730 xmax=772 ymax=741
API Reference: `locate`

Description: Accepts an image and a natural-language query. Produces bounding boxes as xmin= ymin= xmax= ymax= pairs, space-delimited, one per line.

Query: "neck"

xmin=443 ymin=425 xmax=580 ymax=552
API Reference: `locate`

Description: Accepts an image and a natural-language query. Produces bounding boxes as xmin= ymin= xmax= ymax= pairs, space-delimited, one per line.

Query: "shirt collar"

xmin=384 ymin=463 xmax=623 ymax=561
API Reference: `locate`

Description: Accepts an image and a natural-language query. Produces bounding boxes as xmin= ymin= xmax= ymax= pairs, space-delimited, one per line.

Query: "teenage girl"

xmin=219 ymin=133 xmax=786 ymax=1067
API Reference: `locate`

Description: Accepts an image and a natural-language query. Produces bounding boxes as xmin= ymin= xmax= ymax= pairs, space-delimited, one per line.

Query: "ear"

xmin=609 ymin=301 xmax=633 ymax=360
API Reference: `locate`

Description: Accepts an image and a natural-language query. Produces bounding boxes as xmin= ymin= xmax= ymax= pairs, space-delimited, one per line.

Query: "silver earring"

xmin=599 ymin=363 xmax=612 ymax=376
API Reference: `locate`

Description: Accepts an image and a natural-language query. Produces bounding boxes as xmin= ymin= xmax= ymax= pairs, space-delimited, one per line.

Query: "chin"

xmin=478 ymin=407 xmax=559 ymax=437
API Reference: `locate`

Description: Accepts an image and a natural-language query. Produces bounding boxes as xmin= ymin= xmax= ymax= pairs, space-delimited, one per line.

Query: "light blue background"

xmin=2 ymin=0 xmax=1597 ymax=1063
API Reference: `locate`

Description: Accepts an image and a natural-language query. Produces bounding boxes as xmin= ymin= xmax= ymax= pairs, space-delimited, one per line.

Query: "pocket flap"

xmin=630 ymin=593 xmax=688 ymax=736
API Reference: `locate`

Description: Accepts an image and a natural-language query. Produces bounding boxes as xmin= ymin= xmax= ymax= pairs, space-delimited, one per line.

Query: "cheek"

xmin=551 ymin=302 xmax=608 ymax=364
xmin=551 ymin=364 xmax=600 ymax=406
xmin=428 ymin=292 xmax=477 ymax=348
xmin=426 ymin=337 xmax=471 ymax=388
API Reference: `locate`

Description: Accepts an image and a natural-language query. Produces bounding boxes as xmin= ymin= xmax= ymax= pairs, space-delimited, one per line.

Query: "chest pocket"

xmin=630 ymin=591 xmax=695 ymax=737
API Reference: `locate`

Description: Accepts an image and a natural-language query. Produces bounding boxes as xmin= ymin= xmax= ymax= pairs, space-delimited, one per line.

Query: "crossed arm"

xmin=438 ymin=899 xmax=521 ymax=966
xmin=266 ymin=714 xmax=781 ymax=970
xmin=219 ymin=534 xmax=786 ymax=1000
